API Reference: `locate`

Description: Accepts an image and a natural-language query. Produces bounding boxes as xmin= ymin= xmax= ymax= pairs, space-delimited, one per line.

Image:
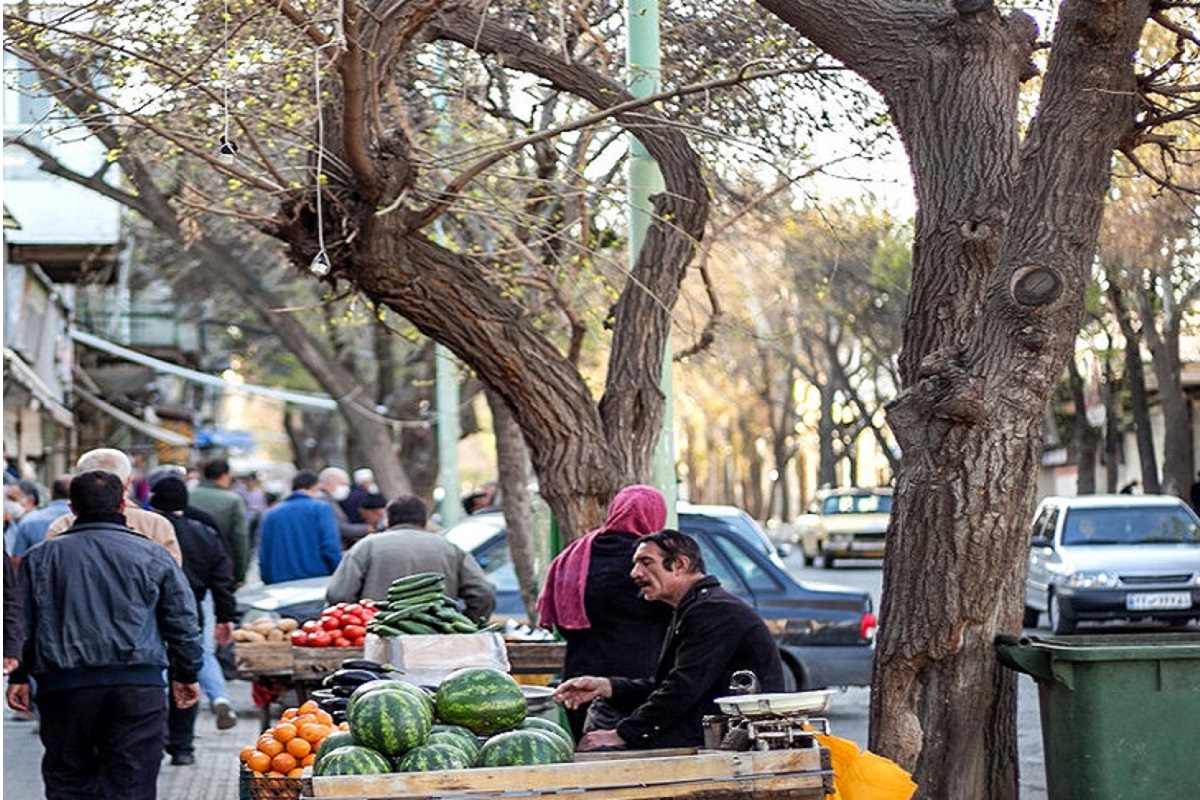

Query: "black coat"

xmin=559 ymin=533 xmax=672 ymax=738
xmin=161 ymin=513 xmax=237 ymax=624
xmin=610 ymin=575 xmax=784 ymax=749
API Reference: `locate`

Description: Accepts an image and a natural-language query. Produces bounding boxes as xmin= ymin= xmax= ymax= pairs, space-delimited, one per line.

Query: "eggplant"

xmin=330 ymin=668 xmax=381 ymax=686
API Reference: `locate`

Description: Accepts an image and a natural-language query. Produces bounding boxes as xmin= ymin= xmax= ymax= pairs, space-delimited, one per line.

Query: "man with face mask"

xmin=316 ymin=467 xmax=370 ymax=550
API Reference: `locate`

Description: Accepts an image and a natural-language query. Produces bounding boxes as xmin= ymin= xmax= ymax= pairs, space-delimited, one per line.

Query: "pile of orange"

xmin=239 ymin=699 xmax=347 ymax=778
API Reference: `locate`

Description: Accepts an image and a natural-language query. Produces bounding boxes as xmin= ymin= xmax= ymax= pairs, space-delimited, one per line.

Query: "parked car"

xmin=1023 ymin=494 xmax=1200 ymax=634
xmin=237 ymin=506 xmax=877 ymax=690
xmin=794 ymin=488 xmax=893 ymax=568
xmin=444 ymin=509 xmax=876 ymax=690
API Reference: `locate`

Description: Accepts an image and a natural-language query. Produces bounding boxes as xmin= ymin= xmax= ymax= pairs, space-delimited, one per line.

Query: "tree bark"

xmin=758 ymin=2 xmax=1150 ymax=798
xmin=1107 ymin=276 xmax=1160 ymax=493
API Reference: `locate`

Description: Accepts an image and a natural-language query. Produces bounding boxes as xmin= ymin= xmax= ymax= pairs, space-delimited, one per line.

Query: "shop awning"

xmin=74 ymin=387 xmax=193 ymax=446
xmin=71 ymin=329 xmax=338 ymax=410
xmin=3 ymin=349 xmax=74 ymax=427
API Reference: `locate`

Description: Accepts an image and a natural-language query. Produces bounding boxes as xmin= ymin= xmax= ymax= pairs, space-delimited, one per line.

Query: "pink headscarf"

xmin=536 ymin=485 xmax=666 ymax=630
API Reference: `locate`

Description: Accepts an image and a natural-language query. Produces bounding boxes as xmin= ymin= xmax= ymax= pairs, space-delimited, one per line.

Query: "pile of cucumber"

xmin=365 ymin=572 xmax=500 ymax=637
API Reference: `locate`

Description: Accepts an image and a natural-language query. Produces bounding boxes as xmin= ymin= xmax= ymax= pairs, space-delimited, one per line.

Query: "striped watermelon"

xmin=395 ymin=742 xmax=473 ymax=772
xmin=434 ymin=667 xmax=526 ymax=736
xmin=425 ymin=730 xmax=480 ymax=764
xmin=314 ymin=744 xmax=393 ymax=776
xmin=518 ymin=717 xmax=574 ymax=752
xmin=348 ymin=679 xmax=432 ymax=716
xmin=314 ymin=729 xmax=356 ymax=762
xmin=348 ymin=686 xmax=433 ymax=757
xmin=478 ymin=729 xmax=572 ymax=767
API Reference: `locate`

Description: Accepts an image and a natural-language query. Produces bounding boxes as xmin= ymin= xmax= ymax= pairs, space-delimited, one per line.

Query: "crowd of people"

xmin=3 ymin=448 xmax=788 ymax=795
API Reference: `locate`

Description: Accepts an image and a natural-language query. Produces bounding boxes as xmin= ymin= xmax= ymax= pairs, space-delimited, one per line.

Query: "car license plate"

xmin=1126 ymin=592 xmax=1192 ymax=611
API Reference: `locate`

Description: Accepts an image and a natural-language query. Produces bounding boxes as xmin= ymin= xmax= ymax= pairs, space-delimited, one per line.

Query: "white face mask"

xmin=330 ymin=484 xmax=351 ymax=501
xmin=5 ymin=500 xmax=25 ymax=520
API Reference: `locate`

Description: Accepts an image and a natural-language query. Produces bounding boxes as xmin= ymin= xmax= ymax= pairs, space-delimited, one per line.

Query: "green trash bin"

xmin=996 ymin=632 xmax=1200 ymax=800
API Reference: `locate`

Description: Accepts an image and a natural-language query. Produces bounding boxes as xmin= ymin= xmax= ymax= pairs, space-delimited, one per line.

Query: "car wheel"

xmin=1048 ymin=593 xmax=1075 ymax=635
xmin=1022 ymin=606 xmax=1040 ymax=629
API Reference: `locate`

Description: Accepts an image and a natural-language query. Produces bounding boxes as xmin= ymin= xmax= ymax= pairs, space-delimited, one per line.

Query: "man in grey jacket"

xmin=6 ymin=470 xmax=202 ymax=799
xmin=325 ymin=495 xmax=496 ymax=622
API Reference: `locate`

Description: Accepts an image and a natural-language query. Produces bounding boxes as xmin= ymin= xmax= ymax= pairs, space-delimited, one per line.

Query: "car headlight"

xmin=1065 ymin=571 xmax=1120 ymax=589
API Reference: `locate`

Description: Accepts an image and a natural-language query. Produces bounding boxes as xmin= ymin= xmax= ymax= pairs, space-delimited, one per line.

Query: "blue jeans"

xmin=197 ymin=594 xmax=229 ymax=706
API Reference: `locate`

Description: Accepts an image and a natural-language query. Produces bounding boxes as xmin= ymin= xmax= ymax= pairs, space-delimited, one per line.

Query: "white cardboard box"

xmin=364 ymin=631 xmax=510 ymax=686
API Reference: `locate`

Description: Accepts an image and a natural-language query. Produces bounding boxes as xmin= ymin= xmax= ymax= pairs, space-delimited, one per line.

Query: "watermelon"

xmin=434 ymin=667 xmax=526 ymax=736
xmin=518 ymin=717 xmax=574 ymax=752
xmin=348 ymin=686 xmax=433 ymax=756
xmin=314 ymin=744 xmax=393 ymax=776
xmin=314 ymin=729 xmax=356 ymax=762
xmin=426 ymin=730 xmax=480 ymax=763
xmin=395 ymin=742 xmax=473 ymax=772
xmin=478 ymin=729 xmax=572 ymax=767
xmin=348 ymin=679 xmax=431 ymax=716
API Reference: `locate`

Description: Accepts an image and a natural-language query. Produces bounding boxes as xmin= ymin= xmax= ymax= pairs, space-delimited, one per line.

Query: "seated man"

xmin=554 ymin=529 xmax=783 ymax=751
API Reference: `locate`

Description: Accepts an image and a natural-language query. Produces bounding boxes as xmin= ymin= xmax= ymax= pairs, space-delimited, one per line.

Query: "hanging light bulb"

xmin=310 ymin=250 xmax=331 ymax=276
xmin=218 ymin=134 xmax=238 ymax=162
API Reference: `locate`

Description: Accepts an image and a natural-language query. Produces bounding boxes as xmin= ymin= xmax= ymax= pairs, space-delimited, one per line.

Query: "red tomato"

xmin=344 ymin=603 xmax=363 ymax=616
xmin=361 ymin=607 xmax=377 ymax=619
xmin=341 ymin=614 xmax=364 ymax=628
xmin=307 ymin=630 xmax=332 ymax=647
xmin=342 ymin=624 xmax=366 ymax=640
xmin=290 ymin=630 xmax=308 ymax=646
xmin=333 ymin=637 xmax=351 ymax=648
xmin=351 ymin=636 xmax=365 ymax=647
xmin=320 ymin=616 xmax=341 ymax=631
xmin=301 ymin=619 xmax=322 ymax=633
xmin=360 ymin=599 xmax=375 ymax=609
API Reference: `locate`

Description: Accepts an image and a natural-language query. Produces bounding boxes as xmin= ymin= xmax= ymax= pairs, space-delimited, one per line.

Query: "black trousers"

xmin=37 ymin=685 xmax=167 ymax=800
xmin=165 ymin=692 xmax=198 ymax=756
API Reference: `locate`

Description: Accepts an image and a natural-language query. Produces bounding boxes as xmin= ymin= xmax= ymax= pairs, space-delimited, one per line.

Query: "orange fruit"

xmin=299 ymin=722 xmax=328 ymax=743
xmin=239 ymin=745 xmax=257 ymax=763
xmin=280 ymin=707 xmax=298 ymax=720
xmin=287 ymin=767 xmax=305 ymax=778
xmin=271 ymin=752 xmax=298 ymax=774
xmin=313 ymin=709 xmax=334 ymax=727
xmin=273 ymin=722 xmax=298 ymax=743
xmin=246 ymin=750 xmax=272 ymax=773
xmin=285 ymin=737 xmax=311 ymax=759
xmin=338 ymin=721 xmax=349 ymax=731
xmin=298 ymin=699 xmax=320 ymax=715
xmin=301 ymin=753 xmax=316 ymax=767
xmin=257 ymin=735 xmax=284 ymax=757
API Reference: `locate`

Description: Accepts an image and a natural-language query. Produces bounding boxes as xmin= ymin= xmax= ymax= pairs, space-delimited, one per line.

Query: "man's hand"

xmin=577 ymin=729 xmax=627 ymax=751
xmin=6 ymin=682 xmax=31 ymax=714
xmin=172 ymin=681 xmax=201 ymax=709
xmin=552 ymin=676 xmax=612 ymax=710
xmin=3 ymin=657 xmax=18 ymax=675
xmin=214 ymin=621 xmax=234 ymax=647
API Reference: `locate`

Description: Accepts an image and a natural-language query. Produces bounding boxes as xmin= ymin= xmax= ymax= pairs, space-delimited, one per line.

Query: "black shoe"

xmin=170 ymin=753 xmax=196 ymax=766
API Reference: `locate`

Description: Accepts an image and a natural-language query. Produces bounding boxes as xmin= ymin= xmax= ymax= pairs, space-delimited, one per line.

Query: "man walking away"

xmin=150 ymin=477 xmax=240 ymax=758
xmin=189 ymin=458 xmax=250 ymax=586
xmin=7 ymin=470 xmax=202 ymax=799
xmin=258 ymin=470 xmax=342 ymax=584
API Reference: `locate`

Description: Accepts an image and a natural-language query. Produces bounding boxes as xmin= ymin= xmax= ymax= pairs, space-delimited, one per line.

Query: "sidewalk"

xmin=3 ymin=677 xmax=263 ymax=800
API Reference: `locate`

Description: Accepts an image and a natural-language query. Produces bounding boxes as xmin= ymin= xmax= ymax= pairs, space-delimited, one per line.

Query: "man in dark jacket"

xmin=554 ymin=529 xmax=783 ymax=751
xmin=151 ymin=477 xmax=240 ymax=762
xmin=6 ymin=470 xmax=202 ymax=799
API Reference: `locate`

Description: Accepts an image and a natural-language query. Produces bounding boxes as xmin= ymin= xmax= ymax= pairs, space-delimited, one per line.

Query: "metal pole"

xmin=435 ymin=344 xmax=461 ymax=528
xmin=627 ymin=0 xmax=676 ymax=525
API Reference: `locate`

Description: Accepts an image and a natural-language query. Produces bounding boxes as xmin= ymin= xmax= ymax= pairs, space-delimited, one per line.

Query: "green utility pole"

xmin=627 ymin=0 xmax=677 ymax=526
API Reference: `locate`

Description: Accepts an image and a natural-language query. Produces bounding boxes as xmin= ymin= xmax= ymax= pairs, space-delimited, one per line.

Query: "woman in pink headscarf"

xmin=536 ymin=485 xmax=673 ymax=739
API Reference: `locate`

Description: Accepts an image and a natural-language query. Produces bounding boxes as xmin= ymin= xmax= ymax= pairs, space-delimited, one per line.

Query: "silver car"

xmin=1023 ymin=494 xmax=1200 ymax=634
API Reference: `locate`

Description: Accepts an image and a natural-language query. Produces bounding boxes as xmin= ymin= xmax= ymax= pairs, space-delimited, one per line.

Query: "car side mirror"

xmin=1030 ymin=536 xmax=1052 ymax=548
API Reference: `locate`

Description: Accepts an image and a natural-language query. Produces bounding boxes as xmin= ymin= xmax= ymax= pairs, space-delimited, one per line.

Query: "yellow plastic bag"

xmin=816 ymin=733 xmax=917 ymax=800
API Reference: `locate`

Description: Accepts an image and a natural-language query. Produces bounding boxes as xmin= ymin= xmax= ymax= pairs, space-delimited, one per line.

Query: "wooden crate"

xmin=291 ymin=646 xmax=365 ymax=677
xmin=234 ymin=642 xmax=294 ymax=675
xmin=505 ymin=640 xmax=566 ymax=674
xmin=301 ymin=747 xmax=832 ymax=799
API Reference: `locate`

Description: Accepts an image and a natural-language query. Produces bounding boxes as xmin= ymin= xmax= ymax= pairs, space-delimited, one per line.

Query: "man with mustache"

xmin=553 ymin=529 xmax=783 ymax=751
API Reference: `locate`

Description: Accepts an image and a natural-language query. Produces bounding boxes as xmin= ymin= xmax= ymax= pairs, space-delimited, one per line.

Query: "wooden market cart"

xmin=298 ymin=747 xmax=833 ymax=800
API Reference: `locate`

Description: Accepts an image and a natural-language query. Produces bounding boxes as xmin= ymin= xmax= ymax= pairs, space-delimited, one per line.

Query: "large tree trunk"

xmin=757 ymin=2 xmax=1149 ymax=798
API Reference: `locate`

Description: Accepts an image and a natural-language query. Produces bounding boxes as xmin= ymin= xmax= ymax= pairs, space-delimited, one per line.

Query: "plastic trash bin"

xmin=995 ymin=632 xmax=1200 ymax=800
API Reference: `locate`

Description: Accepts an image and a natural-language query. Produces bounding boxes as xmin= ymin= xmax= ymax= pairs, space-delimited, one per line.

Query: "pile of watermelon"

xmin=313 ymin=667 xmax=575 ymax=778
